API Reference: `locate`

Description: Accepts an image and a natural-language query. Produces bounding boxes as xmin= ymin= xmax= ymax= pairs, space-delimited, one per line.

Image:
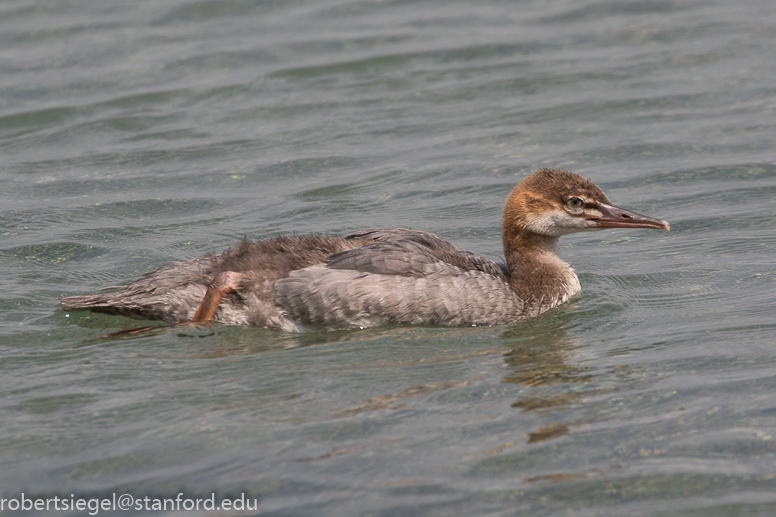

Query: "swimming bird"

xmin=61 ymin=169 xmax=669 ymax=332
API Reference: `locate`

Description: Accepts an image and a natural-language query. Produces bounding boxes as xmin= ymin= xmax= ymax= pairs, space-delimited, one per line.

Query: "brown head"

xmin=503 ymin=169 xmax=669 ymax=247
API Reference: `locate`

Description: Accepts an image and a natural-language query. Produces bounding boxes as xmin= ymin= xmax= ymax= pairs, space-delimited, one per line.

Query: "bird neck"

xmin=502 ymin=225 xmax=580 ymax=308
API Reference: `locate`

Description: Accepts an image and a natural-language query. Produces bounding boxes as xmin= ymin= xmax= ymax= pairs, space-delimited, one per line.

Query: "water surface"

xmin=2 ymin=0 xmax=776 ymax=515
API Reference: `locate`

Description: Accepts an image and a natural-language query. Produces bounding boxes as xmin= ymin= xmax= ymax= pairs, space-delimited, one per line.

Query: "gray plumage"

xmin=61 ymin=229 xmax=530 ymax=331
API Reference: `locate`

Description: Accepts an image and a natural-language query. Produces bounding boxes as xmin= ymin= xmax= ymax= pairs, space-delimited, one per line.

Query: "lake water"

xmin=2 ymin=0 xmax=776 ymax=515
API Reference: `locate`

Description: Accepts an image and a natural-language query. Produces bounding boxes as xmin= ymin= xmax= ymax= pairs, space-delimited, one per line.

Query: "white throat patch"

xmin=524 ymin=210 xmax=599 ymax=237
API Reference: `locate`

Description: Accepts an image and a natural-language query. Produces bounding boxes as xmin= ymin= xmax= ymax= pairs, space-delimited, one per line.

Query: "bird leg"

xmin=192 ymin=271 xmax=243 ymax=322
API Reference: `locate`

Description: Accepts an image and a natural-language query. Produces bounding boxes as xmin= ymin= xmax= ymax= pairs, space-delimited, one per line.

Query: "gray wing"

xmin=326 ymin=240 xmax=440 ymax=276
xmin=345 ymin=228 xmax=462 ymax=250
xmin=273 ymin=236 xmax=527 ymax=328
xmin=345 ymin=228 xmax=508 ymax=278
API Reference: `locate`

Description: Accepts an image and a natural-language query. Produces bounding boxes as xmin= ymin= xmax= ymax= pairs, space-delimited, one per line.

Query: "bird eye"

xmin=567 ymin=197 xmax=584 ymax=209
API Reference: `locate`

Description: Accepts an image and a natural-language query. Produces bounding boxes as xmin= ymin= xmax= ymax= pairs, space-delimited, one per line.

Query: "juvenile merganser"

xmin=61 ymin=169 xmax=669 ymax=331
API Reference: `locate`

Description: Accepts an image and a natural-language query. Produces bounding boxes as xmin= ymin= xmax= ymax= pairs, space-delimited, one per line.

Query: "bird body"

xmin=61 ymin=169 xmax=669 ymax=331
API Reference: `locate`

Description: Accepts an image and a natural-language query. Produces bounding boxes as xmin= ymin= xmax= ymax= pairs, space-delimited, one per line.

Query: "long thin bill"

xmin=593 ymin=203 xmax=670 ymax=231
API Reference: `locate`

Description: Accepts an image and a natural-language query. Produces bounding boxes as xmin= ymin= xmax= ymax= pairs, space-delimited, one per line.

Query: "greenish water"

xmin=2 ymin=0 xmax=776 ymax=515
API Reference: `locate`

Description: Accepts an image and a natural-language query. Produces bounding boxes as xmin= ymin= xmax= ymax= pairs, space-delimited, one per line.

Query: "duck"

xmin=61 ymin=169 xmax=669 ymax=332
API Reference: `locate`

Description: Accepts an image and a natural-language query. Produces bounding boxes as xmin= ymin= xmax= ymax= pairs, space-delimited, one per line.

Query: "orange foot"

xmin=192 ymin=271 xmax=243 ymax=323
